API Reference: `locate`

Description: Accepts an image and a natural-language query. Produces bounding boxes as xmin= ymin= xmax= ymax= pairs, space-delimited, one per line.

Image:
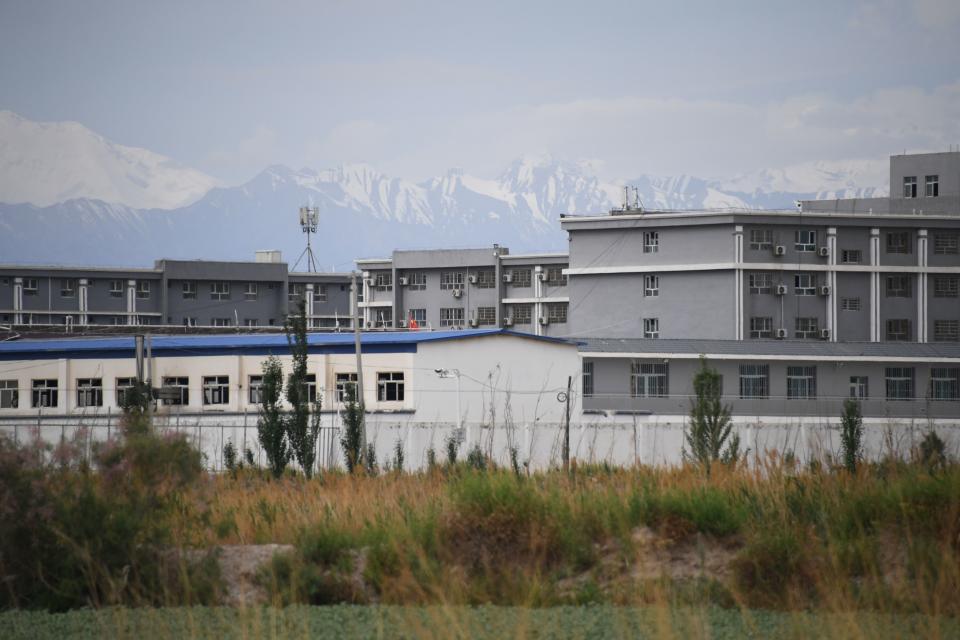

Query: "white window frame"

xmin=786 ymin=366 xmax=816 ymax=399
xmin=161 ymin=376 xmax=190 ymax=405
xmin=925 ymin=175 xmax=939 ymax=198
xmin=748 ymin=272 xmax=771 ymax=295
xmin=582 ymin=362 xmax=594 ymax=398
xmin=885 ymin=367 xmax=914 ymax=401
xmin=182 ymin=281 xmax=197 ymax=299
xmin=934 ymin=320 xmax=959 ymax=342
xmin=749 ymin=316 xmax=772 ymax=339
xmin=794 ymin=230 xmax=817 ymax=252
xmin=211 ymin=281 xmax=231 ymax=300
xmin=933 ymin=233 xmax=958 ymax=255
xmin=109 ymin=280 xmax=123 ymax=297
xmin=116 ymin=377 xmax=136 ymax=406
xmin=23 ymin=278 xmax=39 ymax=295
xmin=31 ymin=379 xmax=59 ymax=408
xmin=512 ymin=304 xmax=532 ymax=325
xmin=930 ymin=368 xmax=959 ymax=401
xmin=374 ymin=272 xmax=393 ymax=292
xmin=643 ymin=274 xmax=659 ymax=297
xmin=202 ymin=375 xmax=230 ymax=406
xmin=849 ymin=376 xmax=869 ymax=399
xmin=476 ymin=269 xmax=497 ymax=289
xmin=544 ymin=267 xmax=567 ymax=287
xmin=643 ymin=231 xmax=659 ymax=254
xmin=335 ymin=372 xmax=358 ymax=402
xmin=408 ymin=272 xmax=427 ymax=291
xmin=903 ymin=176 xmax=917 ymax=198
xmin=212 ymin=318 xmax=232 ymax=327
xmin=248 ymin=375 xmax=264 ymax=405
xmin=407 ymin=308 xmax=427 ymax=325
xmin=476 ymin=306 xmax=497 ymax=326
xmin=440 ymin=271 xmax=464 ymax=291
xmin=76 ymin=378 xmax=103 ymax=408
xmin=0 ymin=380 xmax=19 ymax=409
xmin=547 ymin=303 xmax=568 ymax=324
xmin=510 ymin=269 xmax=532 ymax=288
xmin=934 ymin=276 xmax=959 ymax=298
xmin=136 ymin=281 xmax=151 ymax=299
xmin=643 ymin=317 xmax=659 ymax=338
xmin=244 ymin=282 xmax=258 ymax=300
xmin=748 ymin=229 xmax=773 ymax=251
xmin=795 ymin=317 xmax=819 ymax=339
xmin=794 ymin=273 xmax=816 ymax=296
xmin=739 ymin=364 xmax=769 ymax=399
xmin=60 ymin=279 xmax=76 ymax=298
xmin=630 ymin=361 xmax=668 ymax=398
xmin=439 ymin=307 xmax=464 ymax=327
xmin=376 ymin=372 xmax=405 ymax=402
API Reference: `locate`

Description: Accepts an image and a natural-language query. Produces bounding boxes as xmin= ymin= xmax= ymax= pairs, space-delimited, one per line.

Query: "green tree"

xmin=840 ymin=398 xmax=863 ymax=473
xmin=285 ymin=299 xmax=321 ymax=478
xmin=257 ymin=355 xmax=289 ymax=477
xmin=340 ymin=384 xmax=364 ymax=473
xmin=684 ymin=356 xmax=739 ymax=473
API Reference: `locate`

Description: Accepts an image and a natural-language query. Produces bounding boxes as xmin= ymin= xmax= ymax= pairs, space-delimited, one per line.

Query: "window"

xmin=643 ymin=318 xmax=659 ymax=338
xmin=886 ymin=275 xmax=911 ymax=298
xmin=374 ymin=272 xmax=393 ymax=292
xmin=512 ymin=304 xmax=532 ymax=325
xmin=202 ymin=375 xmax=229 ymax=405
xmin=886 ymin=319 xmax=911 ymax=341
xmin=440 ymin=271 xmax=464 ymax=290
xmin=795 ymin=317 xmax=819 ymax=339
xmin=643 ymin=231 xmax=659 ymax=253
xmin=336 ymin=373 xmax=358 ymax=402
xmin=116 ymin=377 xmax=136 ymax=406
xmin=644 ymin=275 xmax=660 ymax=297
xmin=288 ymin=283 xmax=304 ymax=302
xmin=31 ymin=379 xmax=59 ymax=408
xmin=934 ymin=276 xmax=959 ymax=298
xmin=545 ymin=267 xmax=567 ymax=287
xmin=23 ymin=278 xmax=38 ymax=295
xmin=510 ymin=269 xmax=532 ymax=288
xmin=749 ymin=317 xmax=773 ymax=339
xmin=630 ymin=362 xmax=668 ymax=397
xmin=547 ymin=303 xmax=568 ymax=324
xmin=161 ymin=376 xmax=189 ymax=405
xmin=440 ymin=307 xmax=464 ymax=327
xmin=925 ymin=175 xmax=939 ymax=198
xmin=903 ymin=176 xmax=917 ymax=198
xmin=739 ymin=364 xmax=769 ymax=399
xmin=748 ymin=272 xmax=771 ymax=294
xmin=0 ymin=380 xmax=18 ymax=409
xmin=181 ymin=281 xmax=197 ymax=299
xmin=850 ymin=376 xmax=869 ymax=399
xmin=315 ymin=285 xmax=327 ymax=302
xmin=373 ymin=308 xmax=393 ymax=328
xmin=582 ymin=362 xmax=594 ymax=398
xmin=749 ymin=229 xmax=773 ymax=250
xmin=885 ymin=367 xmax=914 ymax=400
xmin=76 ymin=378 xmax=102 ymax=408
xmin=475 ymin=269 xmax=497 ymax=288
xmin=304 ymin=374 xmax=318 ymax=403
xmin=212 ymin=318 xmax=232 ymax=327
xmin=136 ymin=281 xmax=151 ymax=299
xmin=840 ymin=249 xmax=862 ymax=264
xmin=377 ymin=372 xmax=405 ymax=402
xmin=795 ymin=230 xmax=817 ymax=252
xmin=476 ymin=307 xmax=497 ymax=326
xmin=211 ymin=281 xmax=230 ymax=300
xmin=407 ymin=308 xmax=426 ymax=325
xmin=109 ymin=280 xmax=123 ymax=297
xmin=183 ymin=317 xmax=198 ymax=327
xmin=841 ymin=297 xmax=861 ymax=311
xmin=786 ymin=366 xmax=816 ymax=399
xmin=934 ymin=233 xmax=958 ymax=255
xmin=886 ymin=232 xmax=910 ymax=254
xmin=60 ymin=279 xmax=76 ymax=298
xmin=934 ymin=320 xmax=959 ymax=342
xmin=407 ymin=272 xmax=427 ymax=291
xmin=244 ymin=282 xmax=258 ymax=300
xmin=248 ymin=375 xmax=263 ymax=404
xmin=243 ymin=319 xmax=259 ymax=327
xmin=930 ymin=368 xmax=959 ymax=401
xmin=794 ymin=273 xmax=816 ymax=296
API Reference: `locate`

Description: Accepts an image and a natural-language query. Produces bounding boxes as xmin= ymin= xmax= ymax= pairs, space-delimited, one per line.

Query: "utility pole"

xmin=351 ymin=271 xmax=366 ymax=460
xmin=561 ymin=375 xmax=572 ymax=473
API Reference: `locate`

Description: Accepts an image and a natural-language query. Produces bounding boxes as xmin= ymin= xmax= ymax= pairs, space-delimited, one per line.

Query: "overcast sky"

xmin=1 ymin=0 xmax=959 ymax=184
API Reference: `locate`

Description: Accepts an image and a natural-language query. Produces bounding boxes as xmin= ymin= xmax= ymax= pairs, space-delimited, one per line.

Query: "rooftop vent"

xmin=255 ymin=250 xmax=282 ymax=264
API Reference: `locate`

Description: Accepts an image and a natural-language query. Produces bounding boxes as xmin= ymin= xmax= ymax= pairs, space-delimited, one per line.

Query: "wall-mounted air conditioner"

xmin=820 ymin=328 xmax=831 ymax=339
xmin=502 ymin=317 xmax=514 ymax=327
xmin=468 ymin=275 xmax=478 ymax=284
xmin=452 ymin=289 xmax=463 ymax=298
xmin=774 ymin=245 xmax=786 ymax=256
xmin=502 ymin=273 xmax=513 ymax=283
xmin=819 ymin=285 xmax=831 ymax=296
xmin=818 ymin=247 xmax=829 ymax=257
xmin=398 ymin=277 xmax=409 ymax=286
xmin=538 ymin=316 xmax=549 ymax=326
xmin=775 ymin=328 xmax=787 ymax=339
xmin=536 ymin=272 xmax=547 ymax=281
xmin=775 ymin=284 xmax=788 ymax=295
xmin=468 ymin=318 xmax=479 ymax=327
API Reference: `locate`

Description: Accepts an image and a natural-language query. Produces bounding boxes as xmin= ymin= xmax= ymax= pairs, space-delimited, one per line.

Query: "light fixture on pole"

xmin=293 ymin=206 xmax=320 ymax=272
xmin=434 ymin=368 xmax=464 ymax=448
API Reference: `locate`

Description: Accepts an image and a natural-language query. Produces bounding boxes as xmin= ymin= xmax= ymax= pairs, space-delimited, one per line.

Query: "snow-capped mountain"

xmin=0 ymin=111 xmax=217 ymax=209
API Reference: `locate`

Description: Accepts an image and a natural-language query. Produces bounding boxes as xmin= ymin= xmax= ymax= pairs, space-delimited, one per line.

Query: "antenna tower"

xmin=293 ymin=206 xmax=320 ymax=272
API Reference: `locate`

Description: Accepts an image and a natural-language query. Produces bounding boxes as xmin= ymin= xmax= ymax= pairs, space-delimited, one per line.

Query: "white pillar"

xmin=13 ymin=277 xmax=23 ymax=325
xmin=733 ymin=225 xmax=744 ymax=340
xmin=126 ymin=280 xmax=137 ymax=326
xmin=917 ymin=230 xmax=928 ymax=342
xmin=826 ymin=227 xmax=837 ymax=341
xmin=534 ymin=265 xmax=544 ymax=337
xmin=78 ymin=279 xmax=89 ymax=326
xmin=361 ymin=272 xmax=371 ymax=328
xmin=305 ymin=283 xmax=315 ymax=330
xmin=869 ymin=228 xmax=880 ymax=342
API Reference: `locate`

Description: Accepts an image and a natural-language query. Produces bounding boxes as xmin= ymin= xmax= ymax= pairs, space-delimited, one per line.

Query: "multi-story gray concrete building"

xmin=0 ymin=251 xmax=355 ymax=330
xmin=356 ymin=246 xmax=570 ymax=337
xmin=563 ymin=151 xmax=960 ymax=418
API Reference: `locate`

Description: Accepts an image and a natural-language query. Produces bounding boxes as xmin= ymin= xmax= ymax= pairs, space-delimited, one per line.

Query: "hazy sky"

xmin=2 ymin=0 xmax=959 ymax=184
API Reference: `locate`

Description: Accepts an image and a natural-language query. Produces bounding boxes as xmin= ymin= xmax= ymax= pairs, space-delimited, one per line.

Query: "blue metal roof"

xmin=0 ymin=329 xmax=572 ymax=360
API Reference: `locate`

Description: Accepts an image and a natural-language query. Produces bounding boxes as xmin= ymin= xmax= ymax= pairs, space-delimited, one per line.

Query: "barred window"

xmin=749 ymin=317 xmax=772 ymax=339
xmin=933 ymin=233 xmax=958 ymax=255
xmin=474 ymin=269 xmax=496 ymax=289
xmin=748 ymin=272 xmax=771 ymax=294
xmin=786 ymin=366 xmax=816 ymax=399
xmin=885 ymin=367 xmax=914 ymax=401
xmin=886 ymin=232 xmax=910 ymax=254
xmin=929 ymin=368 xmax=959 ymax=401
xmin=934 ymin=320 xmax=959 ymax=342
xmin=643 ymin=232 xmax=659 ymax=253
xmin=630 ymin=362 xmax=668 ymax=398
xmin=211 ymin=281 xmax=231 ymax=300
xmin=440 ymin=307 xmax=464 ymax=327
xmin=749 ymin=229 xmax=773 ymax=250
xmin=886 ymin=319 xmax=911 ymax=341
xmin=841 ymin=297 xmax=861 ymax=311
xmin=407 ymin=272 xmax=427 ymax=291
xmin=374 ymin=272 xmax=393 ymax=292
xmin=795 ymin=317 xmax=819 ymax=339
xmin=886 ymin=275 xmax=911 ymax=298
xmin=849 ymin=376 xmax=869 ymax=399
xmin=933 ymin=276 xmax=958 ymax=298
xmin=510 ymin=269 xmax=532 ymax=288
xmin=545 ymin=267 xmax=567 ymax=286
xmin=840 ymin=249 xmax=862 ymax=264
xmin=643 ymin=318 xmax=659 ymax=338
xmin=440 ymin=272 xmax=464 ymax=290
xmin=547 ymin=303 xmax=568 ymax=324
xmin=512 ymin=304 xmax=532 ymax=325
xmin=476 ymin=307 xmax=497 ymax=326
xmin=739 ymin=364 xmax=769 ymax=399
xmin=644 ymin=274 xmax=659 ymax=297
xmin=582 ymin=362 xmax=594 ymax=398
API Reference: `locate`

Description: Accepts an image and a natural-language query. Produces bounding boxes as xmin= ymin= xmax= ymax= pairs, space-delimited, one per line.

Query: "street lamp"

xmin=434 ymin=368 xmax=464 ymax=448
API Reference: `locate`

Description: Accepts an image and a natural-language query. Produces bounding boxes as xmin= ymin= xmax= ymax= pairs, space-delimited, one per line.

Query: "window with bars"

xmin=373 ymin=308 xmax=393 ymax=328
xmin=244 ymin=282 xmax=258 ymax=300
xmin=116 ymin=377 xmax=136 ymax=406
xmin=749 ymin=317 xmax=773 ymax=339
xmin=22 ymin=278 xmax=39 ymax=295
xmin=903 ymin=176 xmax=917 ymax=198
xmin=316 ymin=285 xmax=327 ymax=302
xmin=934 ymin=233 xmax=958 ymax=255
xmin=929 ymin=368 xmax=959 ymax=401
xmin=510 ymin=269 xmax=532 ymax=288
xmin=212 ymin=318 xmax=232 ymax=327
xmin=202 ymin=376 xmax=229 ymax=405
xmin=886 ymin=319 xmax=911 ymax=341
xmin=841 ymin=297 xmax=861 ymax=311
xmin=440 ymin=271 xmax=464 ymax=290
xmin=934 ymin=320 xmax=959 ymax=342
xmin=211 ymin=281 xmax=231 ymax=300
xmin=849 ymin=376 xmax=869 ymax=399
xmin=288 ymin=283 xmax=304 ymax=302
xmin=31 ymin=379 xmax=58 ymax=408
xmin=76 ymin=378 xmax=103 ymax=408
xmin=749 ymin=229 xmax=773 ymax=250
xmin=794 ymin=273 xmax=816 ymax=296
xmin=748 ymin=272 xmax=771 ymax=294
xmin=0 ymin=380 xmax=19 ymax=409
xmin=440 ymin=308 xmax=464 ymax=327
xmin=840 ymin=249 xmax=862 ymax=264
xmin=377 ymin=372 xmax=404 ymax=402
xmin=545 ymin=267 xmax=567 ymax=286
xmin=475 ymin=269 xmax=496 ymax=288
xmin=643 ymin=232 xmax=659 ymax=253
xmin=786 ymin=366 xmax=816 ymax=399
xmin=644 ymin=274 xmax=659 ymax=297
xmin=109 ymin=280 xmax=123 ymax=297
xmin=885 ymin=367 xmax=914 ymax=400
xmin=161 ymin=376 xmax=189 ymax=405
xmin=739 ymin=364 xmax=769 ymax=399
xmin=136 ymin=281 xmax=151 ymax=299
xmin=582 ymin=362 xmax=594 ymax=398
xmin=407 ymin=272 xmax=427 ymax=290
xmin=795 ymin=229 xmax=816 ymax=252
xmin=934 ymin=276 xmax=959 ymax=298
xmin=886 ymin=275 xmax=911 ymax=297
xmin=643 ymin=318 xmax=659 ymax=338
xmin=476 ymin=307 xmax=497 ymax=326
xmin=407 ymin=308 xmax=426 ymax=325
xmin=795 ymin=317 xmax=819 ymax=339
xmin=248 ymin=375 xmax=263 ymax=405
xmin=336 ymin=373 xmax=358 ymax=402
xmin=374 ymin=272 xmax=393 ymax=291
xmin=512 ymin=304 xmax=532 ymax=325
xmin=182 ymin=281 xmax=197 ymax=299
xmin=630 ymin=362 xmax=668 ymax=397
xmin=60 ymin=279 xmax=77 ymax=298
xmin=925 ymin=175 xmax=939 ymax=198
xmin=547 ymin=303 xmax=568 ymax=324
xmin=886 ymin=232 xmax=911 ymax=254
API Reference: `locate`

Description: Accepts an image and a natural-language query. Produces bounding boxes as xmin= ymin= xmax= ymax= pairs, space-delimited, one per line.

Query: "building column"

xmin=869 ymin=228 xmax=880 ymax=342
xmin=733 ymin=225 xmax=744 ymax=340
xmin=305 ymin=283 xmax=315 ymax=330
xmin=126 ymin=280 xmax=137 ymax=326
xmin=361 ymin=272 xmax=371 ymax=328
xmin=78 ymin=279 xmax=89 ymax=326
xmin=826 ymin=227 xmax=837 ymax=342
xmin=917 ymin=229 xmax=928 ymax=343
xmin=12 ymin=277 xmax=23 ymax=325
xmin=534 ymin=265 xmax=544 ymax=337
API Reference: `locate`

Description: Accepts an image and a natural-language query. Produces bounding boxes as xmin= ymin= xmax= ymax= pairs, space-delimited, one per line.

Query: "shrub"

xmin=257 ymin=356 xmax=289 ymax=478
xmin=840 ymin=398 xmax=864 ymax=473
xmin=340 ymin=385 xmax=363 ymax=473
xmin=684 ymin=357 xmax=738 ymax=473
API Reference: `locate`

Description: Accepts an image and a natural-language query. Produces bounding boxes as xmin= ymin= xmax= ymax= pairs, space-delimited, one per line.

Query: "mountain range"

xmin=0 ymin=112 xmax=889 ymax=268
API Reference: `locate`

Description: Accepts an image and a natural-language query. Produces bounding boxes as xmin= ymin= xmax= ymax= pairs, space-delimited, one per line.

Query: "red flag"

xmin=408 ymin=312 xmax=419 ymax=330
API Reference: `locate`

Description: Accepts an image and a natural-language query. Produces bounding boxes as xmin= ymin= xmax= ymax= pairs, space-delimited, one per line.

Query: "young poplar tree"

xmin=840 ymin=398 xmax=863 ymax=473
xmin=257 ymin=355 xmax=289 ymax=477
xmin=340 ymin=384 xmax=363 ymax=473
xmin=285 ymin=299 xmax=321 ymax=478
xmin=684 ymin=356 xmax=739 ymax=474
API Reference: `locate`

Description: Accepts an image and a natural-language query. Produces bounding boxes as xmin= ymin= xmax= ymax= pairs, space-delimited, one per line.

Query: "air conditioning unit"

xmin=502 ymin=273 xmax=513 ymax=283
xmin=775 ymin=284 xmax=788 ymax=295
xmin=398 ymin=277 xmax=409 ymax=286
xmin=819 ymin=285 xmax=831 ymax=296
xmin=536 ymin=272 xmax=547 ymax=281
xmin=452 ymin=289 xmax=463 ymax=298
xmin=538 ymin=316 xmax=550 ymax=326
xmin=818 ymin=247 xmax=829 ymax=257
xmin=775 ymin=328 xmax=787 ymax=339
xmin=773 ymin=245 xmax=786 ymax=256
xmin=502 ymin=317 xmax=514 ymax=327
xmin=397 ymin=320 xmax=406 ymax=328
xmin=820 ymin=328 xmax=831 ymax=340
xmin=468 ymin=275 xmax=478 ymax=284
xmin=468 ymin=318 xmax=479 ymax=327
